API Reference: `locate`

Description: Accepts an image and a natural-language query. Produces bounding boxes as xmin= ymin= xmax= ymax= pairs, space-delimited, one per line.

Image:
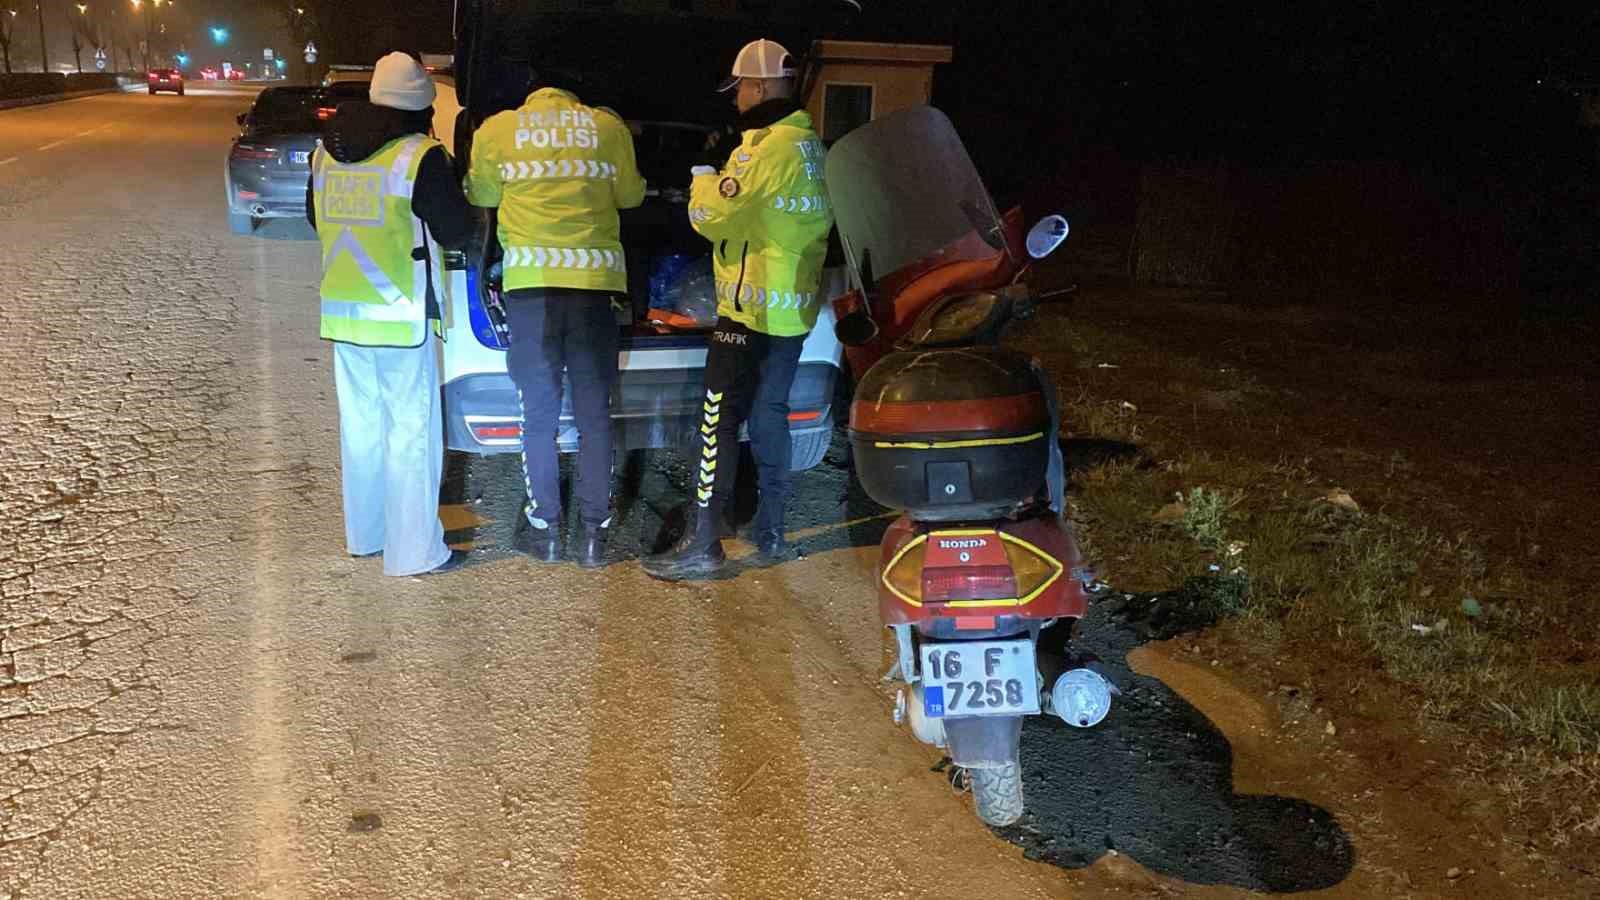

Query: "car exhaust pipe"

xmin=1048 ymin=668 xmax=1116 ymax=728
xmin=250 ymin=204 xmax=268 ymax=217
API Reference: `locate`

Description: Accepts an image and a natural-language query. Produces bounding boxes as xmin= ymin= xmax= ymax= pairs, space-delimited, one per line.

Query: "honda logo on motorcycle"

xmin=938 ymin=538 xmax=987 ymax=550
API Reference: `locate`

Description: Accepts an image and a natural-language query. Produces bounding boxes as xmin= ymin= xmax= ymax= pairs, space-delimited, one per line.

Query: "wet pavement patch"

xmin=988 ymin=586 xmax=1355 ymax=892
xmin=347 ymin=811 xmax=383 ymax=833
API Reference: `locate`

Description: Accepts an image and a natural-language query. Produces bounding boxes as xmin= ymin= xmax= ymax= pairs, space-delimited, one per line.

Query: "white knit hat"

xmin=369 ymin=51 xmax=436 ymax=111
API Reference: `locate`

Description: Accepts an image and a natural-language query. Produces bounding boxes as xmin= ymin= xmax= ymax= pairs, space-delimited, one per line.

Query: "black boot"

xmin=752 ymin=527 xmax=794 ymax=564
xmin=745 ymin=499 xmax=794 ymax=565
xmin=575 ymin=519 xmax=611 ymax=569
xmin=512 ymin=509 xmax=561 ymax=564
xmin=643 ymin=504 xmax=726 ymax=581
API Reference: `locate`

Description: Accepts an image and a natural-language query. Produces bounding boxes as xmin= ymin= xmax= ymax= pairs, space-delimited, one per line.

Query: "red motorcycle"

xmin=827 ymin=107 xmax=1115 ymax=827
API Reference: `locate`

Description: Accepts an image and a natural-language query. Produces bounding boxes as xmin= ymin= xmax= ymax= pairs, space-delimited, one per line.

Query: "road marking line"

xmin=76 ymin=124 xmax=112 ymax=137
xmin=0 ymin=157 xmax=17 ymax=167
xmin=36 ymin=139 xmax=68 ymax=151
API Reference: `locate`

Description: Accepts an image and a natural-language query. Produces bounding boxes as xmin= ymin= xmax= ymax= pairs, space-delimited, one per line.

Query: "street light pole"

xmin=72 ymin=3 xmax=87 ymax=73
xmin=36 ymin=0 xmax=48 ymax=72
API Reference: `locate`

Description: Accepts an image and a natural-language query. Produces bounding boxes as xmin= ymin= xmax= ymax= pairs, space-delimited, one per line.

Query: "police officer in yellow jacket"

xmin=307 ymin=52 xmax=476 ymax=576
xmin=467 ymin=70 xmax=646 ymax=567
xmin=645 ymin=39 xmax=835 ymax=580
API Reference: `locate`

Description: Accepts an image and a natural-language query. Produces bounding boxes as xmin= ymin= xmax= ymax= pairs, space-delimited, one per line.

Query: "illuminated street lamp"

xmin=71 ymin=3 xmax=90 ymax=73
xmin=130 ymin=0 xmax=169 ymax=70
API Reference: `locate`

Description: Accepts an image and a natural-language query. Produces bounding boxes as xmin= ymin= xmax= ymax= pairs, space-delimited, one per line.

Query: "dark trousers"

xmin=504 ymin=288 xmax=618 ymax=528
xmin=695 ymin=317 xmax=805 ymax=529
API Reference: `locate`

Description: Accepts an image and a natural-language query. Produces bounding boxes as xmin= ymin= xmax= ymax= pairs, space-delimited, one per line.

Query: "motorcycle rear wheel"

xmin=969 ymin=762 xmax=1024 ymax=827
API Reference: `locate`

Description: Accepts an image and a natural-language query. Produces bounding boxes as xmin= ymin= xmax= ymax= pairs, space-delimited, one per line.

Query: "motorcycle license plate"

xmin=291 ymin=151 xmax=311 ymax=165
xmin=921 ymin=639 xmax=1039 ymax=718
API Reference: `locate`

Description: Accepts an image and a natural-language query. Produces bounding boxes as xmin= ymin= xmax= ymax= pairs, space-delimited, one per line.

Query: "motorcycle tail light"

xmin=922 ymin=565 xmax=1018 ymax=603
xmin=882 ymin=540 xmax=926 ymax=604
xmin=884 ymin=531 xmax=1064 ymax=606
xmin=1002 ymin=537 xmax=1062 ymax=602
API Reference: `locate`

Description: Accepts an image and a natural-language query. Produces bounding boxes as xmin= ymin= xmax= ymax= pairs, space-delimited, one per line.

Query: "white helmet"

xmin=717 ymin=39 xmax=796 ymax=92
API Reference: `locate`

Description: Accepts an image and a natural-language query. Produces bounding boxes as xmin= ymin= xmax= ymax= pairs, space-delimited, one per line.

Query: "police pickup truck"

xmin=439 ymin=3 xmax=860 ymax=470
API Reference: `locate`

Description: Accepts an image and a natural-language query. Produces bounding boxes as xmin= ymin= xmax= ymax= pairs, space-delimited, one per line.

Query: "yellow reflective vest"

xmin=688 ymin=109 xmax=834 ymax=338
xmin=466 ymin=88 xmax=647 ymax=294
xmin=313 ymin=134 xmax=443 ymax=347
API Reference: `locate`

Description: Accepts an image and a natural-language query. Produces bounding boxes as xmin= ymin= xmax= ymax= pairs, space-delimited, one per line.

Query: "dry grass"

xmin=1038 ymin=285 xmax=1600 ymax=848
xmin=1066 ymin=412 xmax=1600 ymax=846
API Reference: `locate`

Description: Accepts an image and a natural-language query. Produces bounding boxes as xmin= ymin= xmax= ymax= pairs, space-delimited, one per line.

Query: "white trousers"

xmin=333 ymin=335 xmax=450 ymax=577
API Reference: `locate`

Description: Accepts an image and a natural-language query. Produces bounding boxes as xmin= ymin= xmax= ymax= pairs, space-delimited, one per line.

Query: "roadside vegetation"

xmin=1028 ymin=319 xmax=1600 ymax=856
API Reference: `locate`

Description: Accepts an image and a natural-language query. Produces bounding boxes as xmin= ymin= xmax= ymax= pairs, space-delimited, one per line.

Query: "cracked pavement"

xmin=0 ymin=87 xmax=1099 ymax=899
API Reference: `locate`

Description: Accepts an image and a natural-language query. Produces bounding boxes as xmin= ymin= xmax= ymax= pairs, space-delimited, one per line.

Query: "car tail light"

xmin=470 ymin=423 xmax=521 ymax=442
xmin=315 ymin=107 xmax=338 ymax=121
xmin=230 ymin=145 xmax=276 ymax=160
xmin=236 ymin=190 xmax=259 ymax=200
xmin=787 ymin=409 xmax=822 ymax=423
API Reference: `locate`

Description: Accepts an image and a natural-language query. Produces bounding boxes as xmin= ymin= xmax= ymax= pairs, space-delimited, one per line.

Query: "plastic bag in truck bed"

xmin=646 ymin=254 xmax=717 ymax=331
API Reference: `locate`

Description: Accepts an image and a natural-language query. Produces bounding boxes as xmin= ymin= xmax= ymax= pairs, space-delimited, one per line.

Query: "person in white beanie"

xmin=305 ymin=51 xmax=477 ymax=576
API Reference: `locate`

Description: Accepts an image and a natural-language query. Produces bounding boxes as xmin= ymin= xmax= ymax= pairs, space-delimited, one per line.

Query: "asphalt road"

xmin=0 ymin=84 xmax=1083 ymax=899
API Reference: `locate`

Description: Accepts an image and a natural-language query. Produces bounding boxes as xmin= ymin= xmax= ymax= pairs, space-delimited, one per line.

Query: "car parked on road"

xmin=199 ymin=67 xmax=219 ymax=81
xmin=225 ymin=75 xmax=461 ymax=237
xmin=147 ymin=68 xmax=184 ymax=96
xmin=223 ymin=86 xmax=323 ymax=235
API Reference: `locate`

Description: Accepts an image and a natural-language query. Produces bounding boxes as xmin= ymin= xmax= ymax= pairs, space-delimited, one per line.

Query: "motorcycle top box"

xmin=849 ymin=347 xmax=1049 ymax=521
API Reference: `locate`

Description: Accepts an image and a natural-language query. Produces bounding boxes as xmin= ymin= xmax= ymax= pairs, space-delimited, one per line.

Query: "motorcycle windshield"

xmin=824 ymin=106 xmax=1007 ymax=291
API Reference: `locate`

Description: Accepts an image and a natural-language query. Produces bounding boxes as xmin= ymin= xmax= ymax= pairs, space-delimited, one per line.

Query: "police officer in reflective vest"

xmin=466 ymin=71 xmax=647 ymax=567
xmin=307 ymin=52 xmax=476 ymax=576
xmin=644 ymin=39 xmax=835 ymax=581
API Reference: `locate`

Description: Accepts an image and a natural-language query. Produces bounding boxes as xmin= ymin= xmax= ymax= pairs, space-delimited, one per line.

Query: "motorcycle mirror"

xmin=1026 ymin=214 xmax=1070 ymax=259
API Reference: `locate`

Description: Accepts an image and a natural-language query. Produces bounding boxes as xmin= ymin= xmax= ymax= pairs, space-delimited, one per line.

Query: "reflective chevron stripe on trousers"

xmin=693 ymin=317 xmax=805 ymax=521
